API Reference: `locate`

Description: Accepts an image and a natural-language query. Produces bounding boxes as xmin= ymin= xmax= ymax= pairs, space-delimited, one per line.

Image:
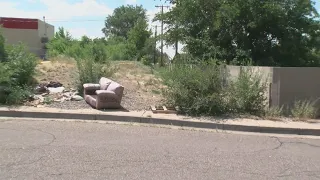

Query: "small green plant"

xmin=43 ymin=97 xmax=53 ymax=104
xmin=291 ymin=100 xmax=318 ymax=120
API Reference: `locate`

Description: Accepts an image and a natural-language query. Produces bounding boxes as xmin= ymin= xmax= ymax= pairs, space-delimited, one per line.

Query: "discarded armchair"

xmin=83 ymin=77 xmax=124 ymax=109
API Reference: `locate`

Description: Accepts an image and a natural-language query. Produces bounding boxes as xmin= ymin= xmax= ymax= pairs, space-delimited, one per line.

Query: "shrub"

xmin=160 ymin=61 xmax=268 ymax=116
xmin=106 ymin=42 xmax=136 ymax=60
xmin=161 ymin=61 xmax=227 ymax=116
xmin=290 ymin=100 xmax=318 ymax=120
xmin=226 ymin=67 xmax=267 ymax=115
xmin=5 ymin=85 xmax=33 ymax=105
xmin=0 ymin=44 xmax=37 ymax=104
xmin=5 ymin=44 xmax=38 ymax=86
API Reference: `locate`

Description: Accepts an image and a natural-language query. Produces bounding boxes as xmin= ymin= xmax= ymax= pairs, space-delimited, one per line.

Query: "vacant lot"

xmin=34 ymin=59 xmax=165 ymax=111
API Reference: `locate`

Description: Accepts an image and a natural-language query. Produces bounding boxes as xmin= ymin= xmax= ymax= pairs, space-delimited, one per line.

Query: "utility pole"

xmin=155 ymin=5 xmax=170 ymax=67
xmin=154 ymin=25 xmax=158 ymax=66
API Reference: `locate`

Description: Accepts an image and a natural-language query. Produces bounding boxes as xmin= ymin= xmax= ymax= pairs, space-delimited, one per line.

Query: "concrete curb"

xmin=0 ymin=110 xmax=320 ymax=136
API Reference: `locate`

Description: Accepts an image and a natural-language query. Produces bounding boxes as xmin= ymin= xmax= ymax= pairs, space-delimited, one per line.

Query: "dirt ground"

xmin=34 ymin=59 xmax=165 ymax=111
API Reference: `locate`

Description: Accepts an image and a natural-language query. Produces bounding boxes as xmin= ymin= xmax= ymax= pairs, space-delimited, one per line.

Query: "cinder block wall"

xmin=227 ymin=66 xmax=320 ymax=110
xmin=274 ymin=67 xmax=320 ymax=108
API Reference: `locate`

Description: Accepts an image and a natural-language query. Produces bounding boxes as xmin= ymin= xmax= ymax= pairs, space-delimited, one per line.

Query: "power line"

xmin=47 ymin=19 xmax=105 ymax=22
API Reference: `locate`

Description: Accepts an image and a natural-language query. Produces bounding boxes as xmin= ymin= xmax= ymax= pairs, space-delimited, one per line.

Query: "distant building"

xmin=0 ymin=17 xmax=54 ymax=58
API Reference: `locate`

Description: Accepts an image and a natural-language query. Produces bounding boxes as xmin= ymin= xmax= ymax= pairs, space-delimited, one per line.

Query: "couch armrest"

xmin=83 ymin=83 xmax=100 ymax=90
xmin=83 ymin=84 xmax=100 ymax=95
xmin=96 ymin=90 xmax=120 ymax=102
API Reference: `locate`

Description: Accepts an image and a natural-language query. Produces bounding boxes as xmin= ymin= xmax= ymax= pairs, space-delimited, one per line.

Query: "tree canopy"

xmin=157 ymin=0 xmax=320 ymax=67
xmin=102 ymin=5 xmax=148 ymax=39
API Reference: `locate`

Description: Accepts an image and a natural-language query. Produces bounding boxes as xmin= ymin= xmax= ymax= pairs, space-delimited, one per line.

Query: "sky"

xmin=0 ymin=0 xmax=319 ymax=58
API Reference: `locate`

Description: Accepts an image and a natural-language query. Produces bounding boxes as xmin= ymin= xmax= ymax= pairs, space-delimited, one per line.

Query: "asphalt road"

xmin=1 ymin=119 xmax=320 ymax=180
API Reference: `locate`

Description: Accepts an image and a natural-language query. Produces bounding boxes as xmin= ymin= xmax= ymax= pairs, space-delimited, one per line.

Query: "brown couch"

xmin=83 ymin=77 xmax=124 ymax=109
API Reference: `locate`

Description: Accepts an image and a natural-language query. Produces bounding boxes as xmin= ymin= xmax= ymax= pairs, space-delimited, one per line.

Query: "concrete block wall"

xmin=274 ymin=67 xmax=320 ymax=108
xmin=227 ymin=65 xmax=320 ymax=110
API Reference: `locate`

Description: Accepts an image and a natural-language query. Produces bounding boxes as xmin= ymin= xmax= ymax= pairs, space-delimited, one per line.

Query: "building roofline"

xmin=0 ymin=17 xmax=39 ymax=21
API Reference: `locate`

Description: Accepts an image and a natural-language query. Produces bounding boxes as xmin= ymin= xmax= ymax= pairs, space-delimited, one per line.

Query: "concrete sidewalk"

xmin=0 ymin=106 xmax=320 ymax=136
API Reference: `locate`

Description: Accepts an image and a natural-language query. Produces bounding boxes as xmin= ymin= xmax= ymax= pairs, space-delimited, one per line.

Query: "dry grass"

xmin=35 ymin=59 xmax=79 ymax=89
xmin=111 ymin=61 xmax=165 ymax=110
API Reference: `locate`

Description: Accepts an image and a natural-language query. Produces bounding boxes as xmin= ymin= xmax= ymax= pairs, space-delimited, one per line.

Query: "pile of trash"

xmin=26 ymin=81 xmax=84 ymax=107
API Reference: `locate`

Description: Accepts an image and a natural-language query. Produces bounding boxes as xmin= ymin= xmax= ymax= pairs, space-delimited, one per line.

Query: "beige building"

xmin=0 ymin=17 xmax=54 ymax=58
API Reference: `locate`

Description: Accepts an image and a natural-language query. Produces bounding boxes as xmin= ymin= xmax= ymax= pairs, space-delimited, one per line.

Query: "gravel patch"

xmin=47 ymin=100 xmax=90 ymax=110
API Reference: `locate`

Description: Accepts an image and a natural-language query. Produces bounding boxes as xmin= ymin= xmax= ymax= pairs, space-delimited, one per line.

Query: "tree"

xmin=55 ymin=27 xmax=72 ymax=41
xmin=158 ymin=0 xmax=320 ymax=67
xmin=80 ymin=35 xmax=92 ymax=48
xmin=128 ymin=18 xmax=152 ymax=59
xmin=102 ymin=5 xmax=148 ymax=39
xmin=47 ymin=27 xmax=73 ymax=56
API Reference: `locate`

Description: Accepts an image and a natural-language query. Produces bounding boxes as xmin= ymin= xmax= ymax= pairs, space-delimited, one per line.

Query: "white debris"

xmin=48 ymin=87 xmax=65 ymax=94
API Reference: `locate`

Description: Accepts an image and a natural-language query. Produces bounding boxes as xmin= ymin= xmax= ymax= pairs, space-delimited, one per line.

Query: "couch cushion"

xmin=99 ymin=77 xmax=112 ymax=90
xmin=107 ymin=81 xmax=122 ymax=95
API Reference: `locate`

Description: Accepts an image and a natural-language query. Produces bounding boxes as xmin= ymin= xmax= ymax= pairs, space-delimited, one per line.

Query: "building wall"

xmin=0 ymin=17 xmax=54 ymax=57
xmin=38 ymin=20 xmax=55 ymax=39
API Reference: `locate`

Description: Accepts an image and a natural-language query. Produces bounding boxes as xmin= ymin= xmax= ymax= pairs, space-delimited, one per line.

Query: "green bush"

xmin=106 ymin=42 xmax=136 ymax=60
xmin=160 ymin=61 xmax=268 ymax=116
xmin=5 ymin=85 xmax=33 ymax=105
xmin=5 ymin=44 xmax=38 ymax=86
xmin=161 ymin=62 xmax=227 ymax=116
xmin=0 ymin=44 xmax=37 ymax=104
xmin=227 ymin=67 xmax=267 ymax=115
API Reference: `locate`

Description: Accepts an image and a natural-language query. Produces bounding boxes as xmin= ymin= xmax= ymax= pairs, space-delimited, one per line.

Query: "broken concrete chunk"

xmin=71 ymin=95 xmax=84 ymax=101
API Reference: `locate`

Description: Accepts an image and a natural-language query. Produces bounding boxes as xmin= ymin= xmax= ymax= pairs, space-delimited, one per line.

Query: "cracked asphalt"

xmin=1 ymin=119 xmax=320 ymax=180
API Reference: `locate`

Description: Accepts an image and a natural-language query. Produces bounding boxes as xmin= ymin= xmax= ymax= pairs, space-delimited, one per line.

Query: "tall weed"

xmin=291 ymin=99 xmax=318 ymax=120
